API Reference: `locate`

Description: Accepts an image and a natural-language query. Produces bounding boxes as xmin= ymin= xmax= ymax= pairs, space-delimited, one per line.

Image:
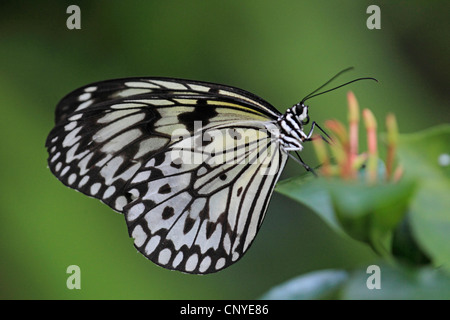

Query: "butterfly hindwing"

xmin=125 ymin=122 xmax=287 ymax=273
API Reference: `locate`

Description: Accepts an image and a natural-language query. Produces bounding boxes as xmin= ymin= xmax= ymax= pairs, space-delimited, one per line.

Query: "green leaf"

xmin=261 ymin=264 xmax=450 ymax=300
xmin=326 ymin=178 xmax=416 ymax=256
xmin=277 ymin=124 xmax=449 ymax=268
xmin=397 ymin=124 xmax=450 ymax=269
xmin=342 ymin=263 xmax=450 ymax=300
xmin=276 ymin=175 xmax=345 ymax=236
xmin=260 ymin=269 xmax=349 ymax=300
xmin=392 ymin=215 xmax=431 ymax=265
xmin=277 ymin=174 xmax=416 ymax=256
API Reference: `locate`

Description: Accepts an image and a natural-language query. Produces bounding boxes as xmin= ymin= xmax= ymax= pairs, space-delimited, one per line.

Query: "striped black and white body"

xmin=277 ymin=103 xmax=311 ymax=152
xmin=46 ymin=77 xmax=315 ymax=274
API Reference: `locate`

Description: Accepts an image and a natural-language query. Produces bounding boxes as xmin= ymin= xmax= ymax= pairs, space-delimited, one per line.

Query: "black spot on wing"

xmin=153 ymin=153 xmax=165 ymax=166
xmin=183 ymin=217 xmax=195 ymax=234
xmin=149 ymin=167 xmax=164 ymax=180
xmin=158 ymin=183 xmax=171 ymax=194
xmin=206 ymin=222 xmax=217 ymax=239
xmin=170 ymin=161 xmax=182 ymax=169
xmin=177 ymin=105 xmax=218 ymax=132
xmin=162 ymin=206 xmax=175 ymax=220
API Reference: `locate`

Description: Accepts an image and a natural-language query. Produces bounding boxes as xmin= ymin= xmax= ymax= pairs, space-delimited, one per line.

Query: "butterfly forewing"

xmin=46 ymin=77 xmax=287 ymax=273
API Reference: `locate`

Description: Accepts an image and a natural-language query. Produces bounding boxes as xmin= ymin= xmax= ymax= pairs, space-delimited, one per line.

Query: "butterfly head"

xmin=292 ymin=102 xmax=310 ymax=126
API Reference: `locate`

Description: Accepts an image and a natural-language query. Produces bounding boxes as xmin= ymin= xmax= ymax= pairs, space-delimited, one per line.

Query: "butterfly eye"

xmin=294 ymin=104 xmax=304 ymax=114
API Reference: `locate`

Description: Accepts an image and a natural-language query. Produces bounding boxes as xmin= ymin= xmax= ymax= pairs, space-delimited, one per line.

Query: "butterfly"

xmin=46 ymin=69 xmax=373 ymax=274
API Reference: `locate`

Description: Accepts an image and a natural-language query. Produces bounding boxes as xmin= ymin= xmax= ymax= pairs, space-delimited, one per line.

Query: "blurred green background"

xmin=0 ymin=0 xmax=448 ymax=299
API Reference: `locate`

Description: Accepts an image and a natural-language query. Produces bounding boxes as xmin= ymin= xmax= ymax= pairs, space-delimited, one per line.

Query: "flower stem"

xmin=385 ymin=113 xmax=399 ymax=180
xmin=311 ymin=134 xmax=331 ymax=177
xmin=325 ymin=119 xmax=351 ymax=179
xmin=347 ymin=91 xmax=359 ymax=179
xmin=363 ymin=109 xmax=378 ymax=184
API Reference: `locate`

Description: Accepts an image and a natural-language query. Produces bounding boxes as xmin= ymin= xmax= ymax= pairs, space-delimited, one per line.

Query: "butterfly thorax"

xmin=277 ymin=102 xmax=310 ymax=152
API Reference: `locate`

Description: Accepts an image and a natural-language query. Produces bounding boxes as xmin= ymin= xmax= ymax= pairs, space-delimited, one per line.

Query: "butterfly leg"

xmin=286 ymin=151 xmax=317 ymax=176
xmin=295 ymin=152 xmax=317 ymax=176
xmin=304 ymin=121 xmax=331 ymax=144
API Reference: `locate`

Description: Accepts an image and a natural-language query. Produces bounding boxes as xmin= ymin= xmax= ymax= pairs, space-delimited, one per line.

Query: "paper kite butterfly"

xmin=46 ymin=69 xmax=374 ymax=274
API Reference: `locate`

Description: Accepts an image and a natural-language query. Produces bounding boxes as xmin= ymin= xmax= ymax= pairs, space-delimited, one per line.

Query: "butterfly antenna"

xmin=301 ymin=67 xmax=355 ymax=103
xmin=303 ymin=77 xmax=378 ymax=103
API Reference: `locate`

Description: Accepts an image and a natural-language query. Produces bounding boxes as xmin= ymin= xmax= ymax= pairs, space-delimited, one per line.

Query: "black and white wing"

xmin=46 ymin=77 xmax=287 ymax=273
